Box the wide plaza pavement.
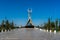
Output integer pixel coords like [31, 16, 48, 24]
[0, 28, 60, 40]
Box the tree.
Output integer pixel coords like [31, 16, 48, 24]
[47, 18, 51, 30]
[43, 18, 55, 30]
[51, 22, 55, 29]
[10, 21, 14, 29]
[5, 20, 10, 31]
[43, 23, 48, 29]
[1, 20, 4, 28]
[59, 20, 60, 29]
[1, 20, 6, 32]
[55, 19, 58, 31]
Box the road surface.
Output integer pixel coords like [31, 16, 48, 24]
[0, 28, 60, 40]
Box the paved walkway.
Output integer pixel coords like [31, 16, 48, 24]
[0, 28, 60, 40]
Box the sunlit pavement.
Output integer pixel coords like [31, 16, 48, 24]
[0, 28, 60, 40]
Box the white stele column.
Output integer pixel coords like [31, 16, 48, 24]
[47, 29, 48, 32]
[1, 30, 3, 32]
[40, 29, 42, 31]
[54, 30, 56, 34]
[50, 30, 52, 33]
[5, 30, 6, 32]
[40, 29, 43, 31]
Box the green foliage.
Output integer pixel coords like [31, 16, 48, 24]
[0, 20, 19, 32]
[10, 21, 15, 29]
[1, 20, 5, 29]
[43, 18, 55, 30]
[5, 20, 10, 30]
[43, 18, 60, 32]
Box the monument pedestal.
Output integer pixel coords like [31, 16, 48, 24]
[25, 25, 34, 28]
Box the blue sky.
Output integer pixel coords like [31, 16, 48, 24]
[0, 0, 60, 26]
